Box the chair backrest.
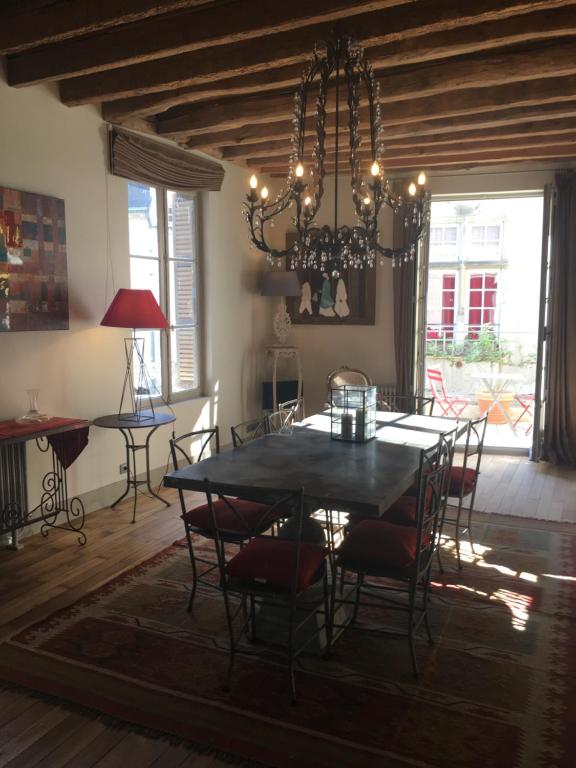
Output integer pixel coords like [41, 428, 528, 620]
[413, 436, 452, 576]
[326, 367, 372, 407]
[278, 397, 305, 423]
[169, 428, 220, 516]
[202, 481, 308, 595]
[230, 416, 269, 448]
[459, 414, 488, 484]
[377, 392, 435, 416]
[427, 368, 448, 401]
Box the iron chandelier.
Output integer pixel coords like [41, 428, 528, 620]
[244, 37, 430, 270]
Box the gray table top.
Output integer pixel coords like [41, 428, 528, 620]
[164, 422, 425, 517]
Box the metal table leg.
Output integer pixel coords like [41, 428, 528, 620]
[110, 425, 170, 524]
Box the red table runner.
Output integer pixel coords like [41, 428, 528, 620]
[0, 417, 90, 469]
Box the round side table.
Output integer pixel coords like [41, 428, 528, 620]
[94, 412, 176, 523]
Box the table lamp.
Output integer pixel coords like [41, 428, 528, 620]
[101, 288, 169, 421]
[261, 270, 301, 345]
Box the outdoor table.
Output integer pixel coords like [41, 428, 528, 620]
[476, 372, 525, 429]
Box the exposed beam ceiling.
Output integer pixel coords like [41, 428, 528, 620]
[1, 0, 576, 173]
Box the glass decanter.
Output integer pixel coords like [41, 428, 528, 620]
[17, 389, 50, 423]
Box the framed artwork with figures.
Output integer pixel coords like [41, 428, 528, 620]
[284, 231, 376, 325]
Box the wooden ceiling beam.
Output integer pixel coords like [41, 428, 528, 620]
[0, 0, 216, 55]
[222, 121, 576, 160]
[183, 98, 576, 151]
[255, 142, 576, 172]
[240, 132, 576, 167]
[102, 3, 576, 123]
[57, 0, 574, 104]
[156, 47, 576, 138]
[7, 0, 413, 85]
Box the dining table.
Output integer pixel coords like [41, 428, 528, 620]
[163, 410, 466, 522]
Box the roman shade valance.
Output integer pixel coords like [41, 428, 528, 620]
[108, 127, 225, 192]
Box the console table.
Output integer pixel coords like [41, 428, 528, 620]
[266, 345, 303, 413]
[94, 411, 175, 524]
[0, 417, 90, 549]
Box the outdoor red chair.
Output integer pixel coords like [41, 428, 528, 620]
[427, 368, 470, 419]
[513, 393, 535, 435]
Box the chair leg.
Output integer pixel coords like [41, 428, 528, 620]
[184, 529, 198, 612]
[466, 486, 479, 556]
[407, 580, 419, 678]
[249, 594, 258, 642]
[322, 570, 332, 658]
[422, 573, 434, 646]
[287, 601, 297, 704]
[453, 496, 465, 570]
[352, 572, 363, 623]
[222, 587, 236, 693]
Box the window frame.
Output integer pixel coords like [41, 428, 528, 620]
[129, 183, 204, 404]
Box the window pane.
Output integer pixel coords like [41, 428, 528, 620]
[135, 330, 162, 399]
[171, 327, 199, 393]
[130, 256, 160, 301]
[471, 225, 484, 243]
[167, 191, 197, 260]
[486, 225, 500, 243]
[444, 227, 457, 243]
[128, 183, 158, 258]
[169, 259, 197, 326]
[443, 274, 455, 289]
[430, 227, 442, 244]
[470, 275, 482, 290]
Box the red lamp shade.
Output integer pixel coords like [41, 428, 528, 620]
[101, 289, 169, 329]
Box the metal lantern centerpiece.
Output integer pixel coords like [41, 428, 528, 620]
[331, 384, 377, 443]
[244, 37, 430, 270]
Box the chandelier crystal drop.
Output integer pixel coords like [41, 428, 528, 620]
[244, 37, 430, 269]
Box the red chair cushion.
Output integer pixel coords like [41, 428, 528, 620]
[183, 499, 280, 536]
[382, 496, 417, 527]
[449, 467, 477, 497]
[226, 538, 327, 592]
[337, 520, 420, 571]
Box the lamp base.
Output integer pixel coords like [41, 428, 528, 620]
[273, 298, 291, 345]
[117, 336, 157, 421]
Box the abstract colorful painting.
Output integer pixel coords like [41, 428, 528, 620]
[0, 187, 68, 332]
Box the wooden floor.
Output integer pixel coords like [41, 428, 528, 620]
[0, 456, 574, 767]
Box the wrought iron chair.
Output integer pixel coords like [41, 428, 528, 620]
[326, 366, 372, 406]
[513, 393, 535, 435]
[278, 396, 305, 423]
[170, 427, 281, 611]
[329, 437, 451, 677]
[230, 415, 269, 448]
[377, 392, 435, 415]
[427, 368, 470, 419]
[203, 481, 330, 703]
[439, 414, 488, 570]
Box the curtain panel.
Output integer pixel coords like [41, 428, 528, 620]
[392, 200, 417, 395]
[544, 171, 576, 465]
[108, 127, 225, 192]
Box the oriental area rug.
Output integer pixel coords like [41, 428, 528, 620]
[0, 514, 574, 768]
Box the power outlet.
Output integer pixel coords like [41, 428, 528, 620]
[119, 463, 128, 475]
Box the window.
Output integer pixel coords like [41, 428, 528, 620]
[471, 224, 501, 248]
[128, 182, 202, 401]
[426, 272, 456, 342]
[429, 225, 458, 263]
[468, 272, 497, 337]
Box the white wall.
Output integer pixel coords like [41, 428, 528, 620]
[0, 74, 269, 513]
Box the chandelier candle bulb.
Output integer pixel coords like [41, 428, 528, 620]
[260, 186, 269, 201]
[408, 182, 417, 196]
[249, 174, 258, 189]
[370, 161, 380, 177]
[418, 172, 427, 186]
[295, 162, 304, 178]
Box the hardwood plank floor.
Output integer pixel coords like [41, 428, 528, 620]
[0, 457, 574, 767]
